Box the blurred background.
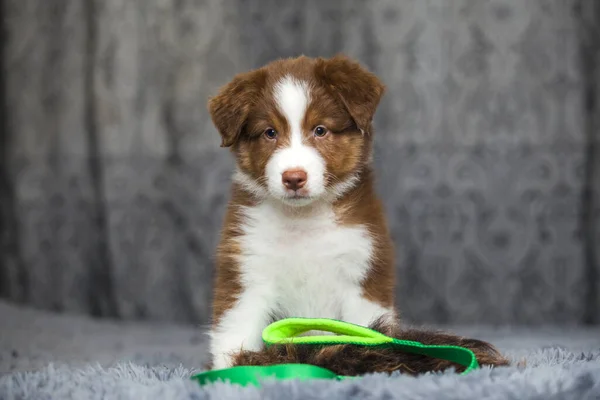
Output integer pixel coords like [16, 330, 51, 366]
[0, 0, 598, 327]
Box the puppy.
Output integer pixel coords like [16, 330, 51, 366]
[207, 55, 394, 370]
[207, 55, 509, 373]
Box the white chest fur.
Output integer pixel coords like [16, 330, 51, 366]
[210, 200, 393, 369]
[238, 201, 373, 319]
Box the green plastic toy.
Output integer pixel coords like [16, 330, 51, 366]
[191, 317, 479, 387]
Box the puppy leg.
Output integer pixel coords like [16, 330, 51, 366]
[341, 293, 397, 333]
[209, 290, 273, 370]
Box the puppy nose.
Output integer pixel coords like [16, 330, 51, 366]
[282, 169, 307, 191]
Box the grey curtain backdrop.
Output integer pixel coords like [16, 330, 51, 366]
[0, 0, 598, 325]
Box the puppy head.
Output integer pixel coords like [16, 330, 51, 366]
[209, 55, 385, 207]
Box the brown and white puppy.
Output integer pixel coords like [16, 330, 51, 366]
[207, 55, 395, 369]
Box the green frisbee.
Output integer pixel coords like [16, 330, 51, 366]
[191, 317, 479, 387]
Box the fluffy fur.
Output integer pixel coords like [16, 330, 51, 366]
[232, 318, 510, 375]
[206, 54, 509, 374]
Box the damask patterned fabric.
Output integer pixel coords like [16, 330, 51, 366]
[0, 0, 598, 324]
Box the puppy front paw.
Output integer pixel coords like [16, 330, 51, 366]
[210, 353, 234, 370]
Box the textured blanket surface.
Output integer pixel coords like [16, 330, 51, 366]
[1, 301, 600, 399]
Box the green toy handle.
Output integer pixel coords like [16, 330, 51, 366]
[193, 363, 344, 387]
[262, 317, 393, 345]
[191, 318, 480, 387]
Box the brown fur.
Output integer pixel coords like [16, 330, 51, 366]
[333, 170, 395, 308]
[211, 186, 255, 325]
[207, 55, 508, 375]
[232, 318, 510, 375]
[208, 55, 383, 193]
[208, 68, 268, 147]
[208, 54, 395, 326]
[314, 55, 386, 134]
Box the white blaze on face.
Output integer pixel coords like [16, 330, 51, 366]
[265, 76, 326, 205]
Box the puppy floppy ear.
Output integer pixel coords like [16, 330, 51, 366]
[208, 69, 267, 147]
[315, 55, 385, 134]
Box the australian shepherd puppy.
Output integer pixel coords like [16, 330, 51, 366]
[207, 55, 508, 374]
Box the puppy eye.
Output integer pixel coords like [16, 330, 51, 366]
[264, 128, 277, 140]
[314, 125, 328, 137]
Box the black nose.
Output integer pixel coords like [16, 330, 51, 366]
[282, 169, 307, 191]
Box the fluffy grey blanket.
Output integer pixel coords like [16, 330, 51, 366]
[1, 301, 599, 399]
